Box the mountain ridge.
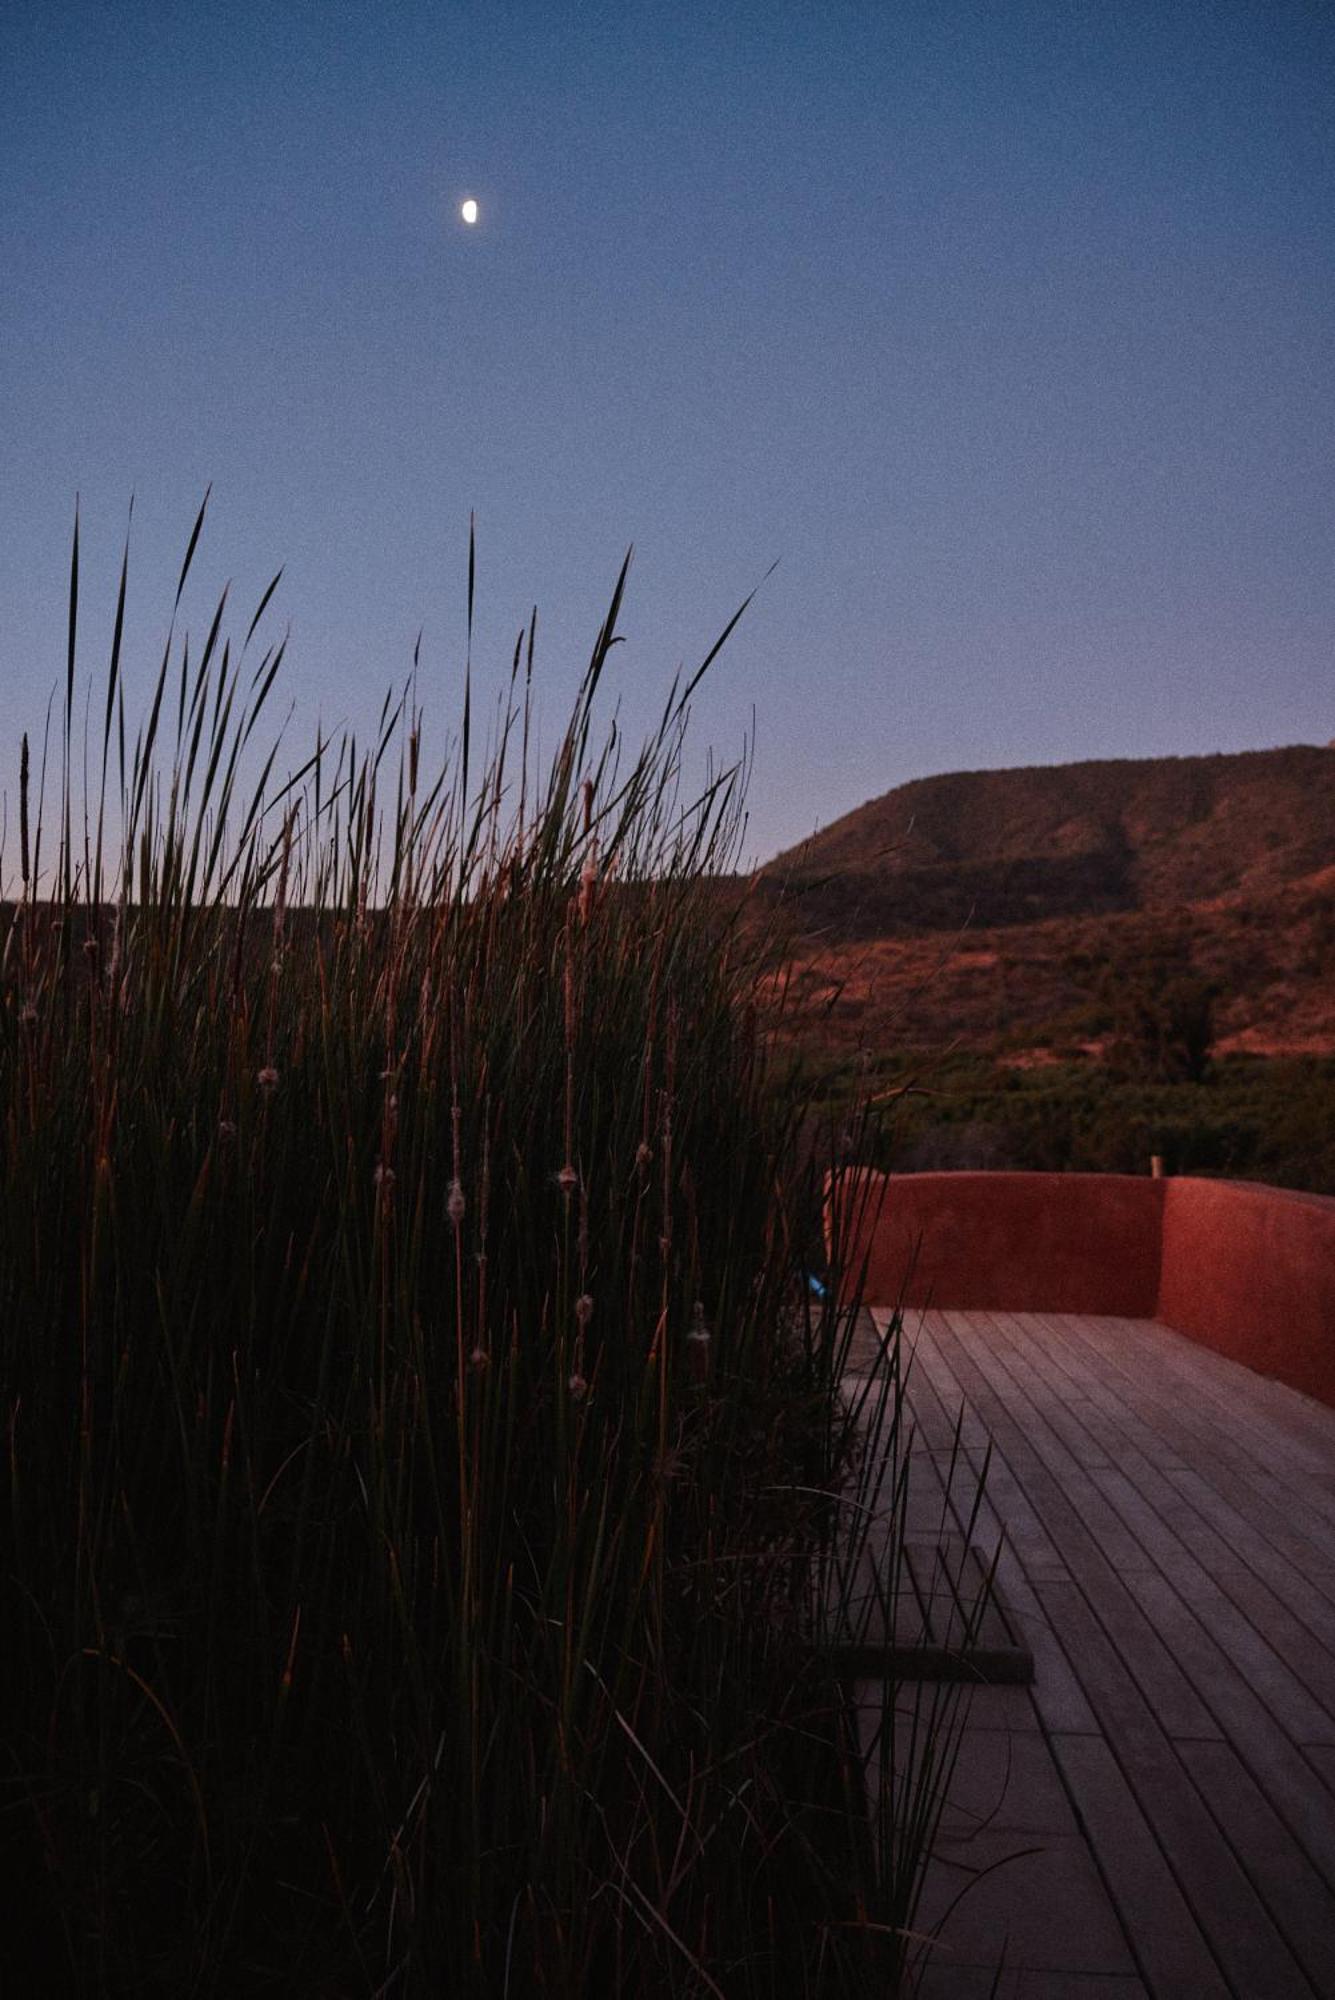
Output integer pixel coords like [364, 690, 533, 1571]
[751, 742, 1335, 1059]
[759, 743, 1335, 940]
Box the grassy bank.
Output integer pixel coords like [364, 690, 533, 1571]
[1, 516, 962, 1995]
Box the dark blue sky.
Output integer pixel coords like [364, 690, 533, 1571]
[3, 0, 1332, 866]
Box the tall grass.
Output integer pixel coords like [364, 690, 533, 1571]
[1, 508, 965, 1995]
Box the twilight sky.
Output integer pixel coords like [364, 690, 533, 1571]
[2, 0, 1332, 868]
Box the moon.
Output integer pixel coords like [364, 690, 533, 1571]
[460, 198, 479, 226]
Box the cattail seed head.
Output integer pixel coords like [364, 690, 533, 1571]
[556, 1163, 578, 1197]
[635, 1141, 652, 1170]
[578, 844, 598, 923]
[373, 1162, 395, 1190]
[574, 1293, 594, 1328]
[686, 1302, 712, 1381]
[468, 1346, 489, 1374]
[567, 1373, 588, 1402]
[257, 1065, 279, 1092]
[273, 808, 294, 945]
[447, 1178, 466, 1227]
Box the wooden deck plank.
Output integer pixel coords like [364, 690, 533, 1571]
[971, 1311, 1335, 1745]
[1058, 1309, 1335, 1475]
[1177, 1737, 1335, 1997]
[1047, 1312, 1335, 1512]
[903, 1322, 1195, 1739]
[987, 1312, 1335, 1720]
[862, 1319, 1112, 1735]
[902, 1336, 1114, 1736]
[943, 1310, 1158, 1577]
[1063, 1314, 1335, 1560]
[915, 1972, 1148, 1999]
[894, 1322, 1072, 1580]
[1031, 1576, 1314, 1999]
[1050, 1732, 1230, 2000]
[952, 1315, 1335, 1757]
[929, 1314, 1223, 1741]
[910, 1823, 1139, 1986]
[1040, 1308, 1333, 1500]
[849, 1305, 1335, 1995]
[1020, 1310, 1194, 1470]
[1163, 1462, 1335, 1598]
[942, 1313, 1165, 1577]
[1093, 1470, 1335, 1747]
[1116, 1567, 1335, 1883]
[1056, 1377, 1335, 1672]
[1090, 1310, 1335, 1474]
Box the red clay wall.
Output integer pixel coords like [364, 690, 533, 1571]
[831, 1169, 1335, 1407]
[1158, 1178, 1335, 1407]
[830, 1169, 1164, 1317]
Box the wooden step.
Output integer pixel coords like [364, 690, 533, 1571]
[825, 1530, 1035, 1683]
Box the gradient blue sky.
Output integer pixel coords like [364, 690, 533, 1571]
[3, 0, 1332, 866]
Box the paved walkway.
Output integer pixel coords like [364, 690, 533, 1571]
[845, 1307, 1335, 1999]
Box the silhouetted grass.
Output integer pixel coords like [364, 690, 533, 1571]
[1, 507, 968, 1995]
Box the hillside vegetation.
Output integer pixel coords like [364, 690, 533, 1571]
[762, 745, 1335, 939]
[751, 745, 1335, 1192]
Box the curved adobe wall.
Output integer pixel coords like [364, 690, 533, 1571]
[830, 1170, 1164, 1317]
[830, 1169, 1335, 1408]
[1158, 1178, 1335, 1407]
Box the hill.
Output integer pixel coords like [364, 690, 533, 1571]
[761, 745, 1335, 940]
[752, 745, 1335, 1062]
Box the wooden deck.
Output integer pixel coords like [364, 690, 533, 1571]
[845, 1308, 1335, 1999]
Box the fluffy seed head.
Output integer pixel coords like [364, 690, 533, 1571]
[686, 1303, 711, 1381]
[257, 1065, 279, 1092]
[447, 1178, 466, 1227]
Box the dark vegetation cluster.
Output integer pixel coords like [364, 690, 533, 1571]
[0, 515, 962, 1997]
[871, 928, 1335, 1191]
[806, 1052, 1335, 1194]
